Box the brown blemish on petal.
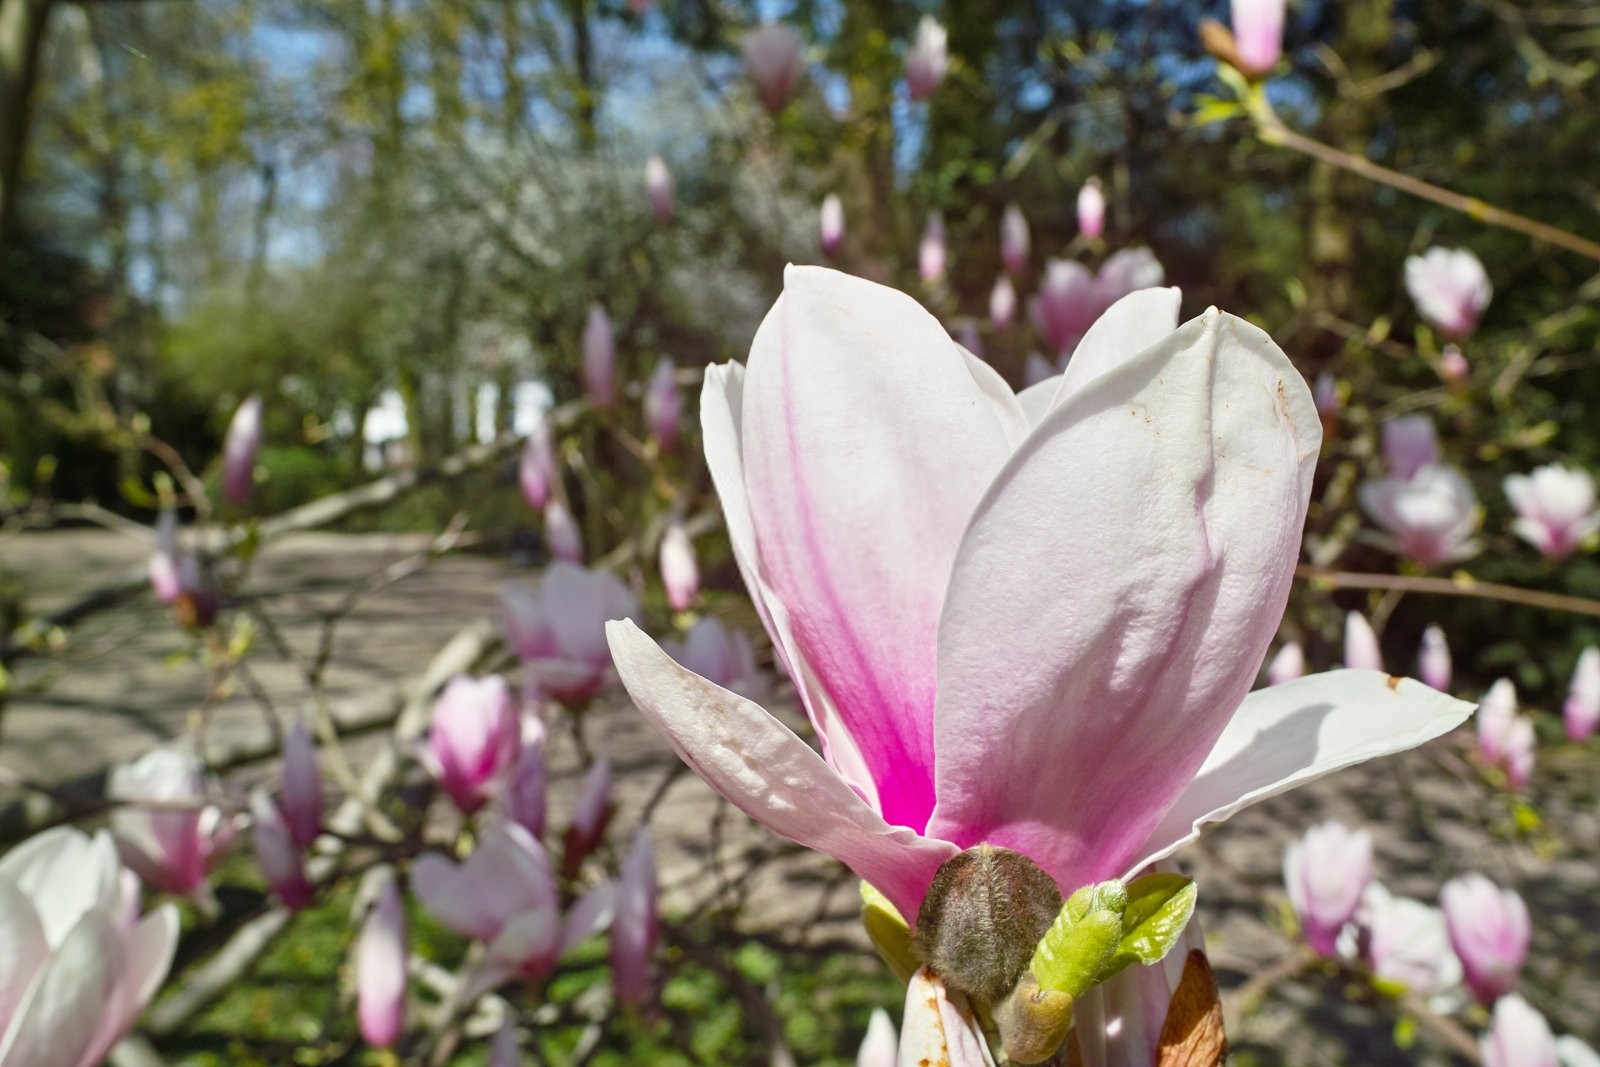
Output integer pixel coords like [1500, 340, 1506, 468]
[1386, 674, 1403, 691]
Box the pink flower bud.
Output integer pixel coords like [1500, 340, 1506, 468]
[109, 748, 232, 898]
[743, 23, 805, 113]
[1564, 646, 1600, 742]
[1504, 717, 1536, 790]
[221, 394, 262, 507]
[1418, 625, 1451, 692]
[356, 876, 407, 1048]
[1023, 352, 1056, 387]
[1266, 641, 1304, 685]
[1000, 204, 1029, 276]
[1314, 372, 1340, 416]
[1231, 0, 1284, 77]
[1362, 884, 1463, 995]
[644, 155, 673, 223]
[1406, 247, 1492, 339]
[1477, 678, 1518, 764]
[1381, 415, 1440, 480]
[280, 717, 322, 848]
[665, 618, 764, 702]
[249, 789, 311, 909]
[1359, 465, 1482, 567]
[582, 304, 616, 408]
[519, 418, 555, 511]
[1481, 995, 1558, 1067]
[1505, 464, 1599, 560]
[919, 214, 946, 285]
[1284, 821, 1372, 956]
[659, 521, 699, 612]
[502, 722, 548, 840]
[1030, 259, 1097, 356]
[855, 1007, 897, 1067]
[611, 829, 659, 1007]
[1440, 873, 1530, 1004]
[1343, 611, 1382, 672]
[1439, 344, 1469, 385]
[819, 194, 844, 258]
[1076, 178, 1106, 240]
[904, 16, 948, 102]
[425, 675, 520, 814]
[644, 358, 682, 451]
[149, 509, 183, 604]
[563, 759, 613, 877]
[544, 500, 584, 563]
[989, 275, 1016, 330]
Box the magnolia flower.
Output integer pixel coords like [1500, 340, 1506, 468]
[424, 674, 520, 814]
[663, 618, 764, 702]
[1381, 415, 1439, 480]
[544, 500, 584, 563]
[856, 1007, 896, 1067]
[904, 16, 948, 101]
[1564, 646, 1600, 742]
[500, 565, 638, 706]
[659, 521, 699, 612]
[989, 275, 1017, 330]
[563, 759, 613, 876]
[109, 748, 232, 899]
[1095, 248, 1165, 300]
[1362, 883, 1463, 995]
[611, 829, 658, 1007]
[1030, 260, 1098, 356]
[644, 358, 682, 451]
[743, 23, 805, 113]
[1477, 678, 1518, 764]
[500, 717, 548, 840]
[249, 789, 311, 909]
[221, 394, 262, 506]
[1077, 178, 1106, 240]
[1504, 465, 1600, 559]
[0, 827, 179, 1067]
[820, 194, 845, 258]
[1439, 344, 1469, 385]
[1440, 873, 1529, 1004]
[644, 155, 673, 223]
[606, 266, 1472, 942]
[1359, 465, 1482, 566]
[919, 214, 946, 285]
[1406, 247, 1492, 339]
[1482, 995, 1558, 1067]
[280, 718, 322, 849]
[1343, 612, 1382, 672]
[1265, 642, 1304, 686]
[1504, 717, 1536, 790]
[897, 969, 994, 1067]
[1418, 625, 1451, 692]
[1285, 821, 1372, 956]
[519, 417, 555, 511]
[413, 821, 613, 985]
[356, 875, 406, 1048]
[1022, 353, 1056, 388]
[1000, 205, 1029, 276]
[1230, 0, 1285, 77]
[582, 304, 615, 408]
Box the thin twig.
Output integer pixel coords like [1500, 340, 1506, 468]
[1296, 564, 1600, 619]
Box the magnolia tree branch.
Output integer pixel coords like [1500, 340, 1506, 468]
[1296, 564, 1600, 619]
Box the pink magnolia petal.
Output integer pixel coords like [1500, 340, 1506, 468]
[606, 620, 957, 920]
[929, 310, 1321, 892]
[1049, 287, 1182, 411]
[0, 909, 120, 1067]
[741, 265, 1014, 830]
[1131, 670, 1473, 871]
[0, 879, 47, 1037]
[412, 823, 556, 943]
[82, 904, 180, 1067]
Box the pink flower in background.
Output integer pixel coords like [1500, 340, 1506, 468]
[1504, 717, 1536, 790]
[1284, 821, 1372, 956]
[1477, 678, 1518, 764]
[1504, 465, 1599, 560]
[658, 521, 699, 611]
[1361, 883, 1463, 995]
[0, 826, 179, 1067]
[663, 617, 764, 701]
[989, 275, 1017, 330]
[500, 565, 638, 706]
[1077, 178, 1106, 239]
[1313, 372, 1339, 417]
[109, 748, 233, 899]
[544, 500, 584, 563]
[424, 674, 520, 814]
[490, 1019, 521, 1067]
[249, 789, 311, 909]
[1381, 415, 1439, 479]
[644, 358, 682, 451]
[743, 23, 805, 113]
[1481, 995, 1558, 1067]
[1030, 260, 1099, 355]
[956, 318, 983, 358]
[563, 759, 614, 876]
[919, 213, 946, 285]
[1360, 465, 1482, 566]
[1418, 625, 1451, 692]
[519, 417, 555, 511]
[644, 155, 673, 223]
[1022, 353, 1056, 387]
[904, 16, 948, 102]
[897, 969, 993, 1067]
[606, 266, 1472, 930]
[1564, 646, 1600, 742]
[280, 718, 322, 849]
[820, 194, 844, 257]
[1343, 612, 1382, 671]
[1439, 345, 1469, 385]
[1000, 204, 1030, 276]
[221, 394, 262, 506]
[1440, 873, 1530, 1004]
[500, 716, 548, 840]
[855, 1008, 896, 1067]
[1406, 247, 1492, 339]
[582, 304, 616, 408]
[356, 874, 406, 1048]
[1230, 0, 1285, 77]
[1266, 641, 1304, 685]
[610, 829, 658, 1007]
[148, 509, 183, 604]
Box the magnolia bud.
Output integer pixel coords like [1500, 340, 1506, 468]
[222, 394, 262, 506]
[582, 304, 616, 408]
[519, 417, 555, 510]
[357, 875, 407, 1047]
[280, 717, 322, 848]
[659, 520, 699, 612]
[1418, 625, 1451, 692]
[820, 194, 845, 258]
[994, 969, 1073, 1064]
[1266, 641, 1304, 686]
[1565, 646, 1600, 742]
[904, 16, 948, 102]
[644, 155, 673, 223]
[1343, 611, 1382, 672]
[990, 275, 1017, 330]
[1230, 0, 1285, 78]
[1000, 204, 1029, 276]
[644, 358, 681, 450]
[545, 500, 584, 563]
[743, 23, 805, 113]
[919, 214, 946, 285]
[250, 788, 311, 909]
[1076, 178, 1105, 240]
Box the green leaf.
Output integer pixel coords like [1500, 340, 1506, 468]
[1191, 97, 1244, 126]
[1113, 874, 1197, 967]
[859, 881, 917, 983]
[1029, 879, 1128, 999]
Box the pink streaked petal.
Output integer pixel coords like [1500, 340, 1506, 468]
[1130, 670, 1474, 872]
[82, 904, 180, 1067]
[606, 620, 958, 920]
[1050, 287, 1183, 411]
[929, 310, 1321, 892]
[741, 265, 1014, 830]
